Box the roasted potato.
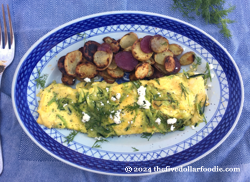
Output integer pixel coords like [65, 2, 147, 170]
[83, 41, 100, 62]
[96, 52, 113, 71]
[145, 57, 155, 65]
[93, 51, 110, 68]
[150, 35, 169, 53]
[179, 51, 195, 65]
[120, 32, 138, 49]
[107, 67, 124, 79]
[61, 74, 75, 85]
[64, 50, 82, 77]
[123, 46, 132, 52]
[146, 64, 154, 77]
[129, 72, 138, 81]
[115, 51, 138, 72]
[135, 62, 150, 79]
[98, 70, 116, 84]
[132, 39, 153, 61]
[75, 62, 98, 78]
[103, 36, 120, 53]
[172, 57, 181, 74]
[107, 59, 118, 70]
[149, 68, 165, 79]
[57, 56, 67, 75]
[153, 62, 169, 75]
[169, 44, 184, 57]
[154, 50, 174, 65]
[97, 43, 112, 53]
[164, 56, 175, 73]
[140, 35, 153, 53]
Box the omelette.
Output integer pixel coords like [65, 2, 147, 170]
[37, 73, 208, 138]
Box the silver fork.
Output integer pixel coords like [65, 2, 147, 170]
[0, 4, 15, 174]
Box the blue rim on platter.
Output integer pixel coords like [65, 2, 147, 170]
[12, 11, 244, 176]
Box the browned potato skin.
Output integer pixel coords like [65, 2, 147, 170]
[75, 62, 98, 78]
[135, 62, 150, 79]
[120, 32, 138, 49]
[93, 51, 110, 68]
[129, 72, 138, 81]
[107, 59, 117, 70]
[57, 56, 67, 75]
[96, 52, 113, 71]
[169, 44, 184, 57]
[107, 67, 124, 79]
[154, 50, 174, 65]
[154, 62, 169, 75]
[146, 64, 154, 77]
[103, 36, 120, 53]
[164, 56, 176, 72]
[61, 74, 75, 85]
[98, 70, 116, 84]
[83, 41, 100, 62]
[145, 57, 155, 65]
[150, 35, 169, 53]
[179, 51, 195, 65]
[64, 50, 83, 77]
[132, 39, 153, 61]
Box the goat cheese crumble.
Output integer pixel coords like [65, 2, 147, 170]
[155, 118, 161, 125]
[167, 118, 177, 124]
[170, 125, 175, 131]
[84, 77, 91, 82]
[81, 112, 91, 123]
[137, 86, 151, 109]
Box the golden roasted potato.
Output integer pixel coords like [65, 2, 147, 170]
[146, 64, 154, 77]
[75, 62, 98, 78]
[179, 51, 195, 65]
[107, 67, 124, 79]
[169, 44, 184, 57]
[103, 36, 120, 53]
[132, 39, 153, 61]
[135, 62, 150, 79]
[98, 70, 116, 84]
[145, 57, 155, 65]
[93, 51, 110, 68]
[164, 56, 175, 72]
[120, 32, 138, 49]
[96, 52, 113, 71]
[64, 50, 82, 77]
[107, 59, 118, 70]
[153, 62, 168, 75]
[61, 74, 75, 85]
[150, 35, 169, 53]
[154, 50, 174, 65]
[123, 46, 132, 52]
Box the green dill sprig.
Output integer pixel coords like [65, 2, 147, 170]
[155, 79, 160, 85]
[141, 133, 153, 141]
[64, 130, 79, 145]
[179, 83, 189, 99]
[191, 55, 202, 71]
[92, 138, 108, 148]
[77, 32, 87, 43]
[35, 69, 48, 89]
[123, 103, 140, 112]
[132, 147, 139, 152]
[204, 62, 212, 84]
[172, 0, 235, 38]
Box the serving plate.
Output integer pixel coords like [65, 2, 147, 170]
[12, 11, 244, 176]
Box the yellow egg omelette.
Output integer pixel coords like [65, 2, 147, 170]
[37, 73, 208, 138]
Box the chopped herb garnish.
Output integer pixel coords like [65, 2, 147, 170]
[141, 133, 153, 141]
[191, 55, 202, 71]
[161, 42, 168, 45]
[155, 79, 160, 85]
[92, 138, 108, 148]
[204, 62, 212, 83]
[123, 103, 140, 112]
[35, 69, 48, 89]
[77, 32, 87, 43]
[64, 130, 79, 144]
[132, 80, 141, 89]
[179, 83, 189, 99]
[132, 147, 139, 152]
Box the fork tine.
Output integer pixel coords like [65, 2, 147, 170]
[2, 4, 8, 49]
[7, 5, 13, 46]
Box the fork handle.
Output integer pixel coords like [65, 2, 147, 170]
[0, 74, 3, 174]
